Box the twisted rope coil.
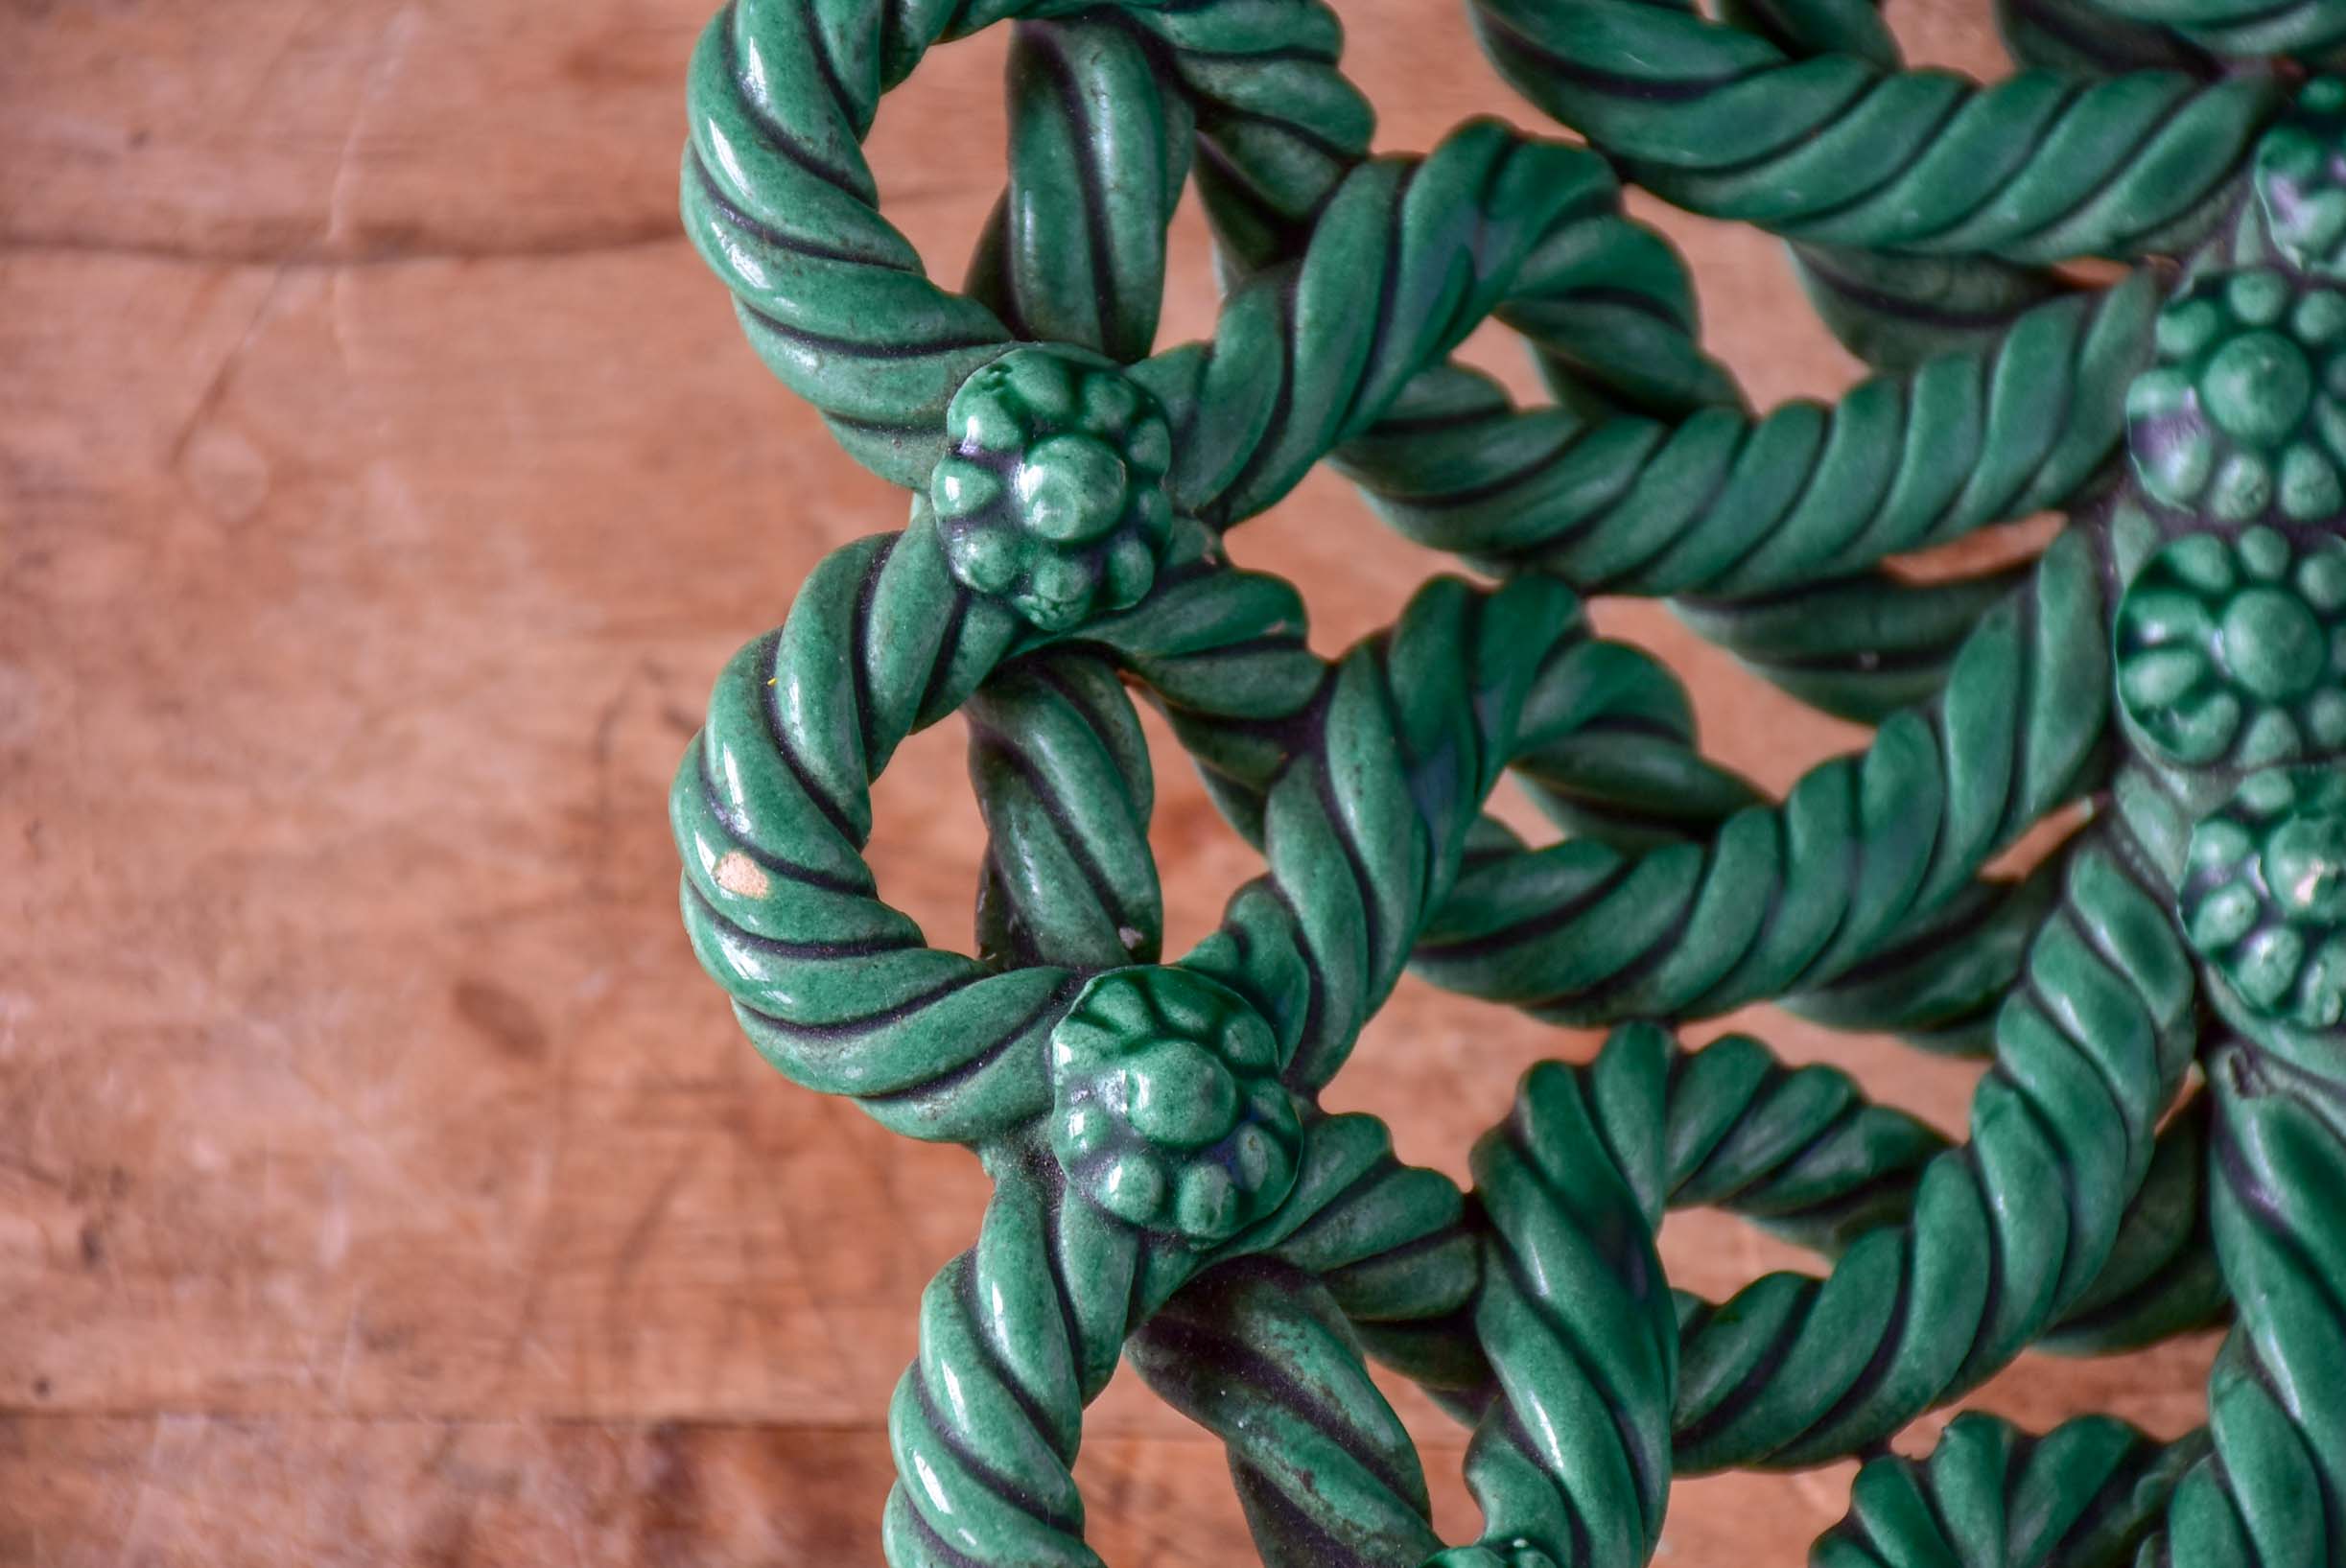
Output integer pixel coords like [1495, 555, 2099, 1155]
[663, 0, 2346, 1561]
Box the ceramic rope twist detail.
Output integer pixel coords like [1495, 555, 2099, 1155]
[667, 0, 2346, 1561]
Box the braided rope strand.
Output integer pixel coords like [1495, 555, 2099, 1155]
[1413, 532, 2113, 1025]
[1337, 278, 2155, 599]
[2140, 1046, 2346, 1565]
[686, 0, 1372, 485]
[1129, 1262, 1447, 1568]
[1815, 1411, 2201, 1566]
[2053, 0, 2346, 59]
[1466, 0, 2274, 261]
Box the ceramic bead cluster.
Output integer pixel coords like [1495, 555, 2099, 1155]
[2181, 767, 2346, 1027]
[2125, 269, 2346, 523]
[1046, 968, 1301, 1243]
[929, 345, 1176, 633]
[2116, 526, 2346, 765]
[2256, 78, 2346, 280]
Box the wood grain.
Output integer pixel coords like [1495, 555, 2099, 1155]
[0, 1, 2214, 1561]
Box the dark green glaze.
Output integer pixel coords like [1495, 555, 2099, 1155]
[668, 2, 2346, 1562]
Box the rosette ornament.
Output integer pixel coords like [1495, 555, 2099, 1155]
[2179, 766, 2346, 1028]
[929, 346, 1177, 633]
[2256, 78, 2346, 281]
[1046, 968, 1302, 1243]
[2115, 526, 2346, 766]
[2124, 269, 2346, 525]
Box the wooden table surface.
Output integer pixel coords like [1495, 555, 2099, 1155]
[1, 3, 2218, 1562]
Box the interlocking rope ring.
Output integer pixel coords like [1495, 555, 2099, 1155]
[669, 0, 2346, 1562]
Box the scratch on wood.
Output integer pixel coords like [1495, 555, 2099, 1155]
[166, 265, 293, 468]
[325, 6, 426, 248]
[106, 1416, 187, 1568]
[601, 1153, 704, 1382]
[330, 1289, 371, 1408]
[327, 3, 426, 375]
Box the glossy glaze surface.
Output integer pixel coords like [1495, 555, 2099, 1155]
[672, 4, 2346, 1563]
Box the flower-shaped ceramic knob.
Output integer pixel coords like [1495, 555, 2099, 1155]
[2125, 269, 2346, 524]
[2180, 766, 2346, 1028]
[929, 345, 1177, 633]
[2257, 78, 2346, 281]
[2115, 526, 2346, 767]
[1046, 967, 1302, 1243]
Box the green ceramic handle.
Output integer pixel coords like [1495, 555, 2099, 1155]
[669, 1, 2346, 1561]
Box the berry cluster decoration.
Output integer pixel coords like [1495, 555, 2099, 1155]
[2125, 269, 2346, 523]
[2256, 77, 2346, 280]
[1047, 968, 1302, 1242]
[930, 345, 1176, 632]
[2116, 525, 2346, 764]
[2183, 766, 2346, 1027]
[668, 0, 2346, 1562]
